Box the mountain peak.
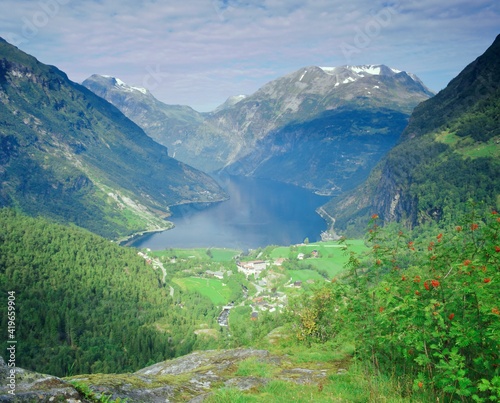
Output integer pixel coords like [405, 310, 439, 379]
[88, 74, 149, 95]
[319, 64, 394, 76]
[318, 64, 424, 84]
[213, 94, 247, 113]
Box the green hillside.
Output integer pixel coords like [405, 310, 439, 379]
[0, 38, 226, 239]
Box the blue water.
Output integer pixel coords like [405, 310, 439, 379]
[131, 175, 329, 250]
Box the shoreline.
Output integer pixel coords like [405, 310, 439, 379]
[117, 225, 174, 247]
[117, 197, 229, 247]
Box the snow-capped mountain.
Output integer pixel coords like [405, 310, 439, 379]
[318, 64, 430, 90]
[100, 75, 149, 95]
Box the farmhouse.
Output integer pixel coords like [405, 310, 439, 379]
[237, 260, 268, 278]
[205, 270, 225, 279]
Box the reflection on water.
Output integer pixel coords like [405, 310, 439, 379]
[131, 175, 328, 250]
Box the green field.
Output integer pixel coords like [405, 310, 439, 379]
[271, 240, 368, 279]
[287, 269, 325, 282]
[270, 240, 366, 258]
[151, 247, 240, 262]
[172, 277, 232, 305]
[209, 248, 241, 262]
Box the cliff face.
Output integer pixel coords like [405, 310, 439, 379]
[324, 35, 500, 234]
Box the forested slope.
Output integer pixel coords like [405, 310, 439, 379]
[0, 209, 220, 377]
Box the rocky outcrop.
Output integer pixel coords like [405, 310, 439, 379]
[1, 348, 345, 402]
[0, 356, 90, 402]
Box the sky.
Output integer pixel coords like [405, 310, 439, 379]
[0, 0, 499, 112]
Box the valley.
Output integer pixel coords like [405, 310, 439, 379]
[139, 238, 367, 326]
[0, 32, 499, 403]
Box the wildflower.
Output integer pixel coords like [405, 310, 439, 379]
[371, 214, 379, 219]
[428, 241, 434, 251]
[408, 241, 415, 250]
[418, 381, 423, 388]
[401, 275, 407, 281]
[431, 279, 440, 288]
[414, 275, 421, 283]
[376, 259, 382, 265]
[463, 259, 472, 266]
[492, 307, 500, 315]
[437, 233, 443, 242]
[455, 226, 462, 232]
[379, 306, 384, 313]
[484, 278, 491, 283]
[492, 211, 498, 215]
[448, 313, 455, 320]
[495, 246, 500, 253]
[471, 223, 479, 231]
[415, 291, 420, 296]
[424, 281, 430, 291]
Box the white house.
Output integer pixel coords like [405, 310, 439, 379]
[237, 260, 268, 278]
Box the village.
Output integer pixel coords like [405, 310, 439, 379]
[136, 240, 357, 331]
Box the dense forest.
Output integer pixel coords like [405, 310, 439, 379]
[0, 208, 231, 376]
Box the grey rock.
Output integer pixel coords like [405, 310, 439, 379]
[0, 356, 89, 402]
[1, 348, 338, 403]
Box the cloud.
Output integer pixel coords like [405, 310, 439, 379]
[0, 0, 498, 111]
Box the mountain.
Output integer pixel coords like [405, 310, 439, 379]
[0, 38, 226, 238]
[323, 35, 500, 234]
[85, 64, 433, 193]
[213, 94, 247, 113]
[82, 74, 205, 162]
[217, 64, 434, 193]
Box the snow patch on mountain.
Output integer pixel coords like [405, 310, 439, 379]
[102, 76, 149, 95]
[347, 65, 381, 75]
[318, 64, 424, 88]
